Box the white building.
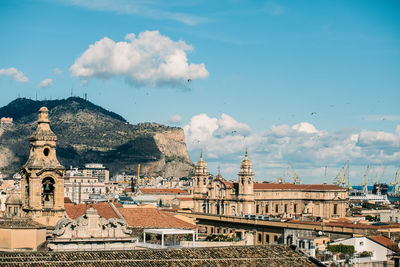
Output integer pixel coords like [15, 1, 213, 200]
[330, 235, 399, 265]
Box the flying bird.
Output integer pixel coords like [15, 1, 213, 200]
[311, 112, 317, 115]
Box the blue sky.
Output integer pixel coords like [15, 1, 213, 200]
[0, 0, 399, 184]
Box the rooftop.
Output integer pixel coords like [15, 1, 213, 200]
[139, 188, 190, 195]
[64, 203, 118, 220]
[117, 206, 196, 229]
[0, 245, 318, 266]
[253, 183, 345, 191]
[0, 218, 46, 229]
[368, 235, 400, 252]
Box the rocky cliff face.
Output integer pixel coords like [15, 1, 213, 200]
[0, 97, 194, 177]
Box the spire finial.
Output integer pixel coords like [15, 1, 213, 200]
[245, 149, 248, 158]
[200, 151, 203, 160]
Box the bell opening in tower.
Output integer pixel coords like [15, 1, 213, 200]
[42, 177, 55, 208]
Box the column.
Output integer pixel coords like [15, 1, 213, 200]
[161, 233, 164, 247]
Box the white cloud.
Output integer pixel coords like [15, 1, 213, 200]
[184, 113, 400, 184]
[38, 78, 53, 88]
[70, 31, 209, 88]
[0, 67, 28, 82]
[166, 114, 183, 125]
[60, 0, 209, 26]
[53, 67, 62, 74]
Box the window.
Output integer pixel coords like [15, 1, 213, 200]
[241, 178, 244, 185]
[256, 205, 259, 213]
[197, 178, 199, 186]
[13, 207, 17, 216]
[211, 227, 214, 234]
[266, 235, 270, 244]
[294, 204, 297, 213]
[284, 204, 288, 213]
[258, 233, 262, 243]
[248, 178, 251, 184]
[396, 217, 399, 223]
[265, 205, 269, 213]
[274, 235, 278, 242]
[333, 204, 338, 215]
[203, 178, 206, 185]
[275, 204, 279, 213]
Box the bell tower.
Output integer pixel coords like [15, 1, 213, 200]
[238, 151, 254, 214]
[20, 107, 65, 226]
[193, 152, 209, 212]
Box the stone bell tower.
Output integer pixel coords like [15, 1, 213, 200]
[238, 151, 255, 214]
[20, 107, 65, 226]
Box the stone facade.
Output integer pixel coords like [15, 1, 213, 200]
[193, 152, 348, 220]
[48, 207, 135, 251]
[20, 107, 65, 226]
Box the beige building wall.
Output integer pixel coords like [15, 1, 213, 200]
[0, 228, 46, 251]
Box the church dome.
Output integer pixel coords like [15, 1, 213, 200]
[6, 191, 22, 205]
[240, 151, 252, 168]
[196, 152, 207, 168]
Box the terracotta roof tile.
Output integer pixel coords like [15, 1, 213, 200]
[253, 183, 345, 191]
[177, 197, 193, 201]
[0, 245, 317, 266]
[289, 220, 400, 230]
[64, 203, 118, 220]
[139, 188, 190, 195]
[118, 206, 195, 229]
[368, 235, 400, 252]
[64, 197, 73, 203]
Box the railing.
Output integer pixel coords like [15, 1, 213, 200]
[136, 242, 195, 249]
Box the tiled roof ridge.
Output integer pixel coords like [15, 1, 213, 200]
[253, 183, 344, 191]
[368, 235, 400, 252]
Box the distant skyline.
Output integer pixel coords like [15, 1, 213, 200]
[0, 0, 399, 184]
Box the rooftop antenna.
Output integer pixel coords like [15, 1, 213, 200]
[70, 88, 73, 97]
[84, 93, 87, 101]
[35, 92, 38, 101]
[217, 165, 221, 176]
[323, 166, 327, 184]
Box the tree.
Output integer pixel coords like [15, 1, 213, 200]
[327, 244, 355, 255]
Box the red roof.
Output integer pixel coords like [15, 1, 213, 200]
[118, 206, 195, 229]
[64, 197, 73, 204]
[368, 235, 400, 252]
[253, 183, 344, 191]
[64, 203, 119, 220]
[220, 180, 234, 188]
[289, 220, 400, 230]
[139, 188, 190, 195]
[177, 197, 193, 201]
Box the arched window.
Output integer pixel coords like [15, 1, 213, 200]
[248, 178, 252, 184]
[42, 177, 55, 208]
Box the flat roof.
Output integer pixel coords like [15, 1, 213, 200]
[144, 228, 195, 235]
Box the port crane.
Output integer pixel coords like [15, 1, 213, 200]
[373, 162, 383, 185]
[288, 162, 301, 184]
[391, 166, 400, 194]
[333, 160, 351, 189]
[362, 165, 372, 194]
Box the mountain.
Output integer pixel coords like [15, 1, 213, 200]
[0, 97, 194, 177]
